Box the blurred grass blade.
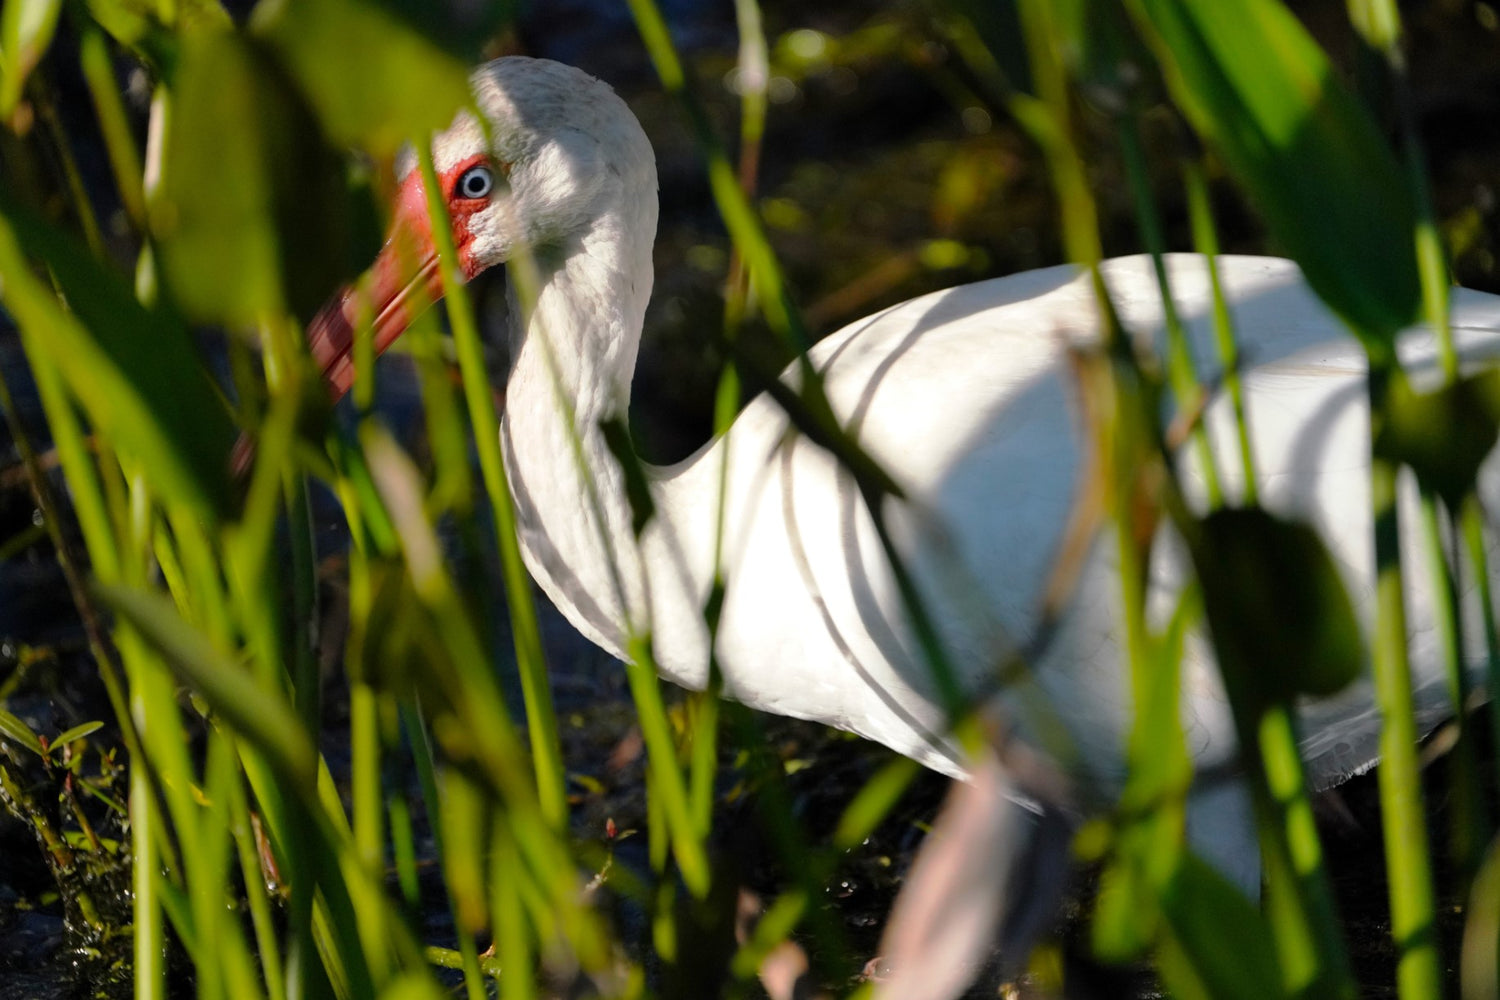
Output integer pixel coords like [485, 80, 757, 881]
[78, 24, 146, 232]
[1126, 0, 1419, 350]
[150, 29, 349, 325]
[1183, 159, 1258, 501]
[0, 204, 235, 521]
[623, 641, 711, 898]
[0, 0, 62, 115]
[409, 140, 570, 830]
[92, 582, 318, 789]
[252, 0, 473, 159]
[1462, 834, 1500, 1000]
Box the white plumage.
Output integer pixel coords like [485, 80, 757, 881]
[310, 56, 1500, 882]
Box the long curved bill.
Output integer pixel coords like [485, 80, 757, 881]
[307, 169, 446, 402]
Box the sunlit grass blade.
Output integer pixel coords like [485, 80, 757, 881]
[1126, 0, 1418, 352]
[94, 582, 318, 789]
[410, 141, 569, 831]
[1116, 116, 1221, 507]
[1369, 429, 1442, 999]
[1182, 159, 1257, 502]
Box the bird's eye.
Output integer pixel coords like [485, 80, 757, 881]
[456, 165, 494, 200]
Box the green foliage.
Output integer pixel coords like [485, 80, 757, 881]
[151, 30, 349, 326]
[1128, 0, 1420, 352]
[0, 202, 236, 521]
[1378, 370, 1500, 505]
[0, 0, 1494, 998]
[0, 704, 44, 755]
[252, 0, 474, 158]
[1193, 507, 1364, 703]
[0, 0, 62, 115]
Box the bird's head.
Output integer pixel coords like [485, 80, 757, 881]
[309, 56, 657, 400]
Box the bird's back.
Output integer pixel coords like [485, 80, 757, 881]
[684, 254, 1500, 792]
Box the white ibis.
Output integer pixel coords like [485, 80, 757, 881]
[309, 56, 1500, 887]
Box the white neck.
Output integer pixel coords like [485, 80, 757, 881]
[500, 207, 715, 685]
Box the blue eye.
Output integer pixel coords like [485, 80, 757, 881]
[457, 165, 494, 200]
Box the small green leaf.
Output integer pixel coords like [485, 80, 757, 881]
[0, 202, 236, 521]
[252, 0, 474, 159]
[0, 0, 62, 116]
[1376, 369, 1500, 505]
[151, 29, 349, 325]
[1128, 0, 1419, 350]
[1193, 507, 1365, 703]
[0, 706, 45, 756]
[49, 721, 105, 753]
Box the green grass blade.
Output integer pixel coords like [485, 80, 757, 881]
[93, 582, 319, 790]
[130, 765, 166, 1000]
[1183, 159, 1258, 502]
[411, 141, 570, 831]
[1368, 439, 1443, 999]
[1127, 0, 1419, 351]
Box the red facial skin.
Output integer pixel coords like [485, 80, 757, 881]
[307, 153, 500, 401]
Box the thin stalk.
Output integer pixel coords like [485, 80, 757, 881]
[1357, 0, 1488, 893]
[284, 476, 320, 737]
[1368, 370, 1442, 1000]
[624, 0, 907, 507]
[1419, 493, 1484, 876]
[490, 179, 717, 901]
[734, 753, 923, 981]
[1461, 832, 1500, 1000]
[438, 770, 489, 953]
[1461, 496, 1500, 803]
[1258, 703, 1353, 997]
[131, 763, 165, 1000]
[689, 0, 770, 840]
[1013, 5, 1352, 987]
[1117, 117, 1222, 507]
[1182, 159, 1257, 502]
[226, 739, 288, 1000]
[491, 825, 537, 1000]
[31, 76, 105, 255]
[1014, 0, 1102, 272]
[198, 733, 268, 1000]
[77, 24, 146, 232]
[399, 703, 489, 1000]
[350, 681, 386, 959]
[359, 429, 612, 969]
[413, 142, 569, 831]
[1348, 0, 1456, 377]
[623, 640, 711, 897]
[384, 717, 421, 914]
[0, 355, 147, 778]
[1153, 457, 1353, 996]
[725, 701, 851, 980]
